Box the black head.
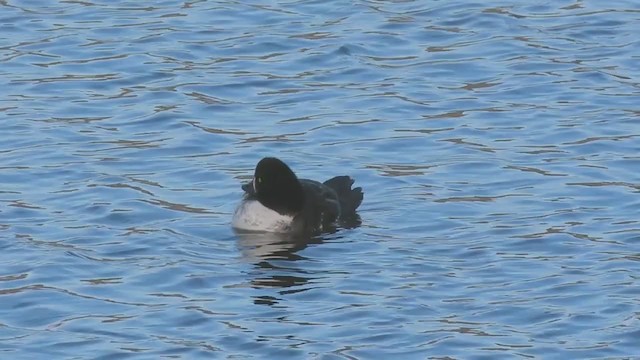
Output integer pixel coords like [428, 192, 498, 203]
[243, 157, 304, 215]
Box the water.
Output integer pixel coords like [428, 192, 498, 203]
[1, 0, 639, 358]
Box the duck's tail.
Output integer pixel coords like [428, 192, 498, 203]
[323, 176, 363, 218]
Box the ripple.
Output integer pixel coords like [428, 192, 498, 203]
[1, 0, 640, 358]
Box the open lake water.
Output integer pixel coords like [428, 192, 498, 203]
[1, 1, 639, 359]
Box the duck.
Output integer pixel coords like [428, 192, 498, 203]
[232, 157, 363, 234]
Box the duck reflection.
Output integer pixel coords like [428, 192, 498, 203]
[234, 230, 318, 305]
[235, 230, 322, 263]
[235, 214, 361, 264]
[234, 216, 360, 306]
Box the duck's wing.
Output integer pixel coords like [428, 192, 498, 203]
[299, 179, 340, 224]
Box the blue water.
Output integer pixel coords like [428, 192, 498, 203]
[1, 1, 639, 359]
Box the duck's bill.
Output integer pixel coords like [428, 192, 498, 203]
[242, 180, 255, 195]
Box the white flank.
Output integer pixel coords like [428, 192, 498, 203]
[232, 200, 294, 233]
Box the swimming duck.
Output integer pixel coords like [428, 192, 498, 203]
[232, 157, 363, 234]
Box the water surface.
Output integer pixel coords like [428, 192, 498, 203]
[1, 1, 639, 359]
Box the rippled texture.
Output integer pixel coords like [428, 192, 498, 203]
[2, 1, 639, 358]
